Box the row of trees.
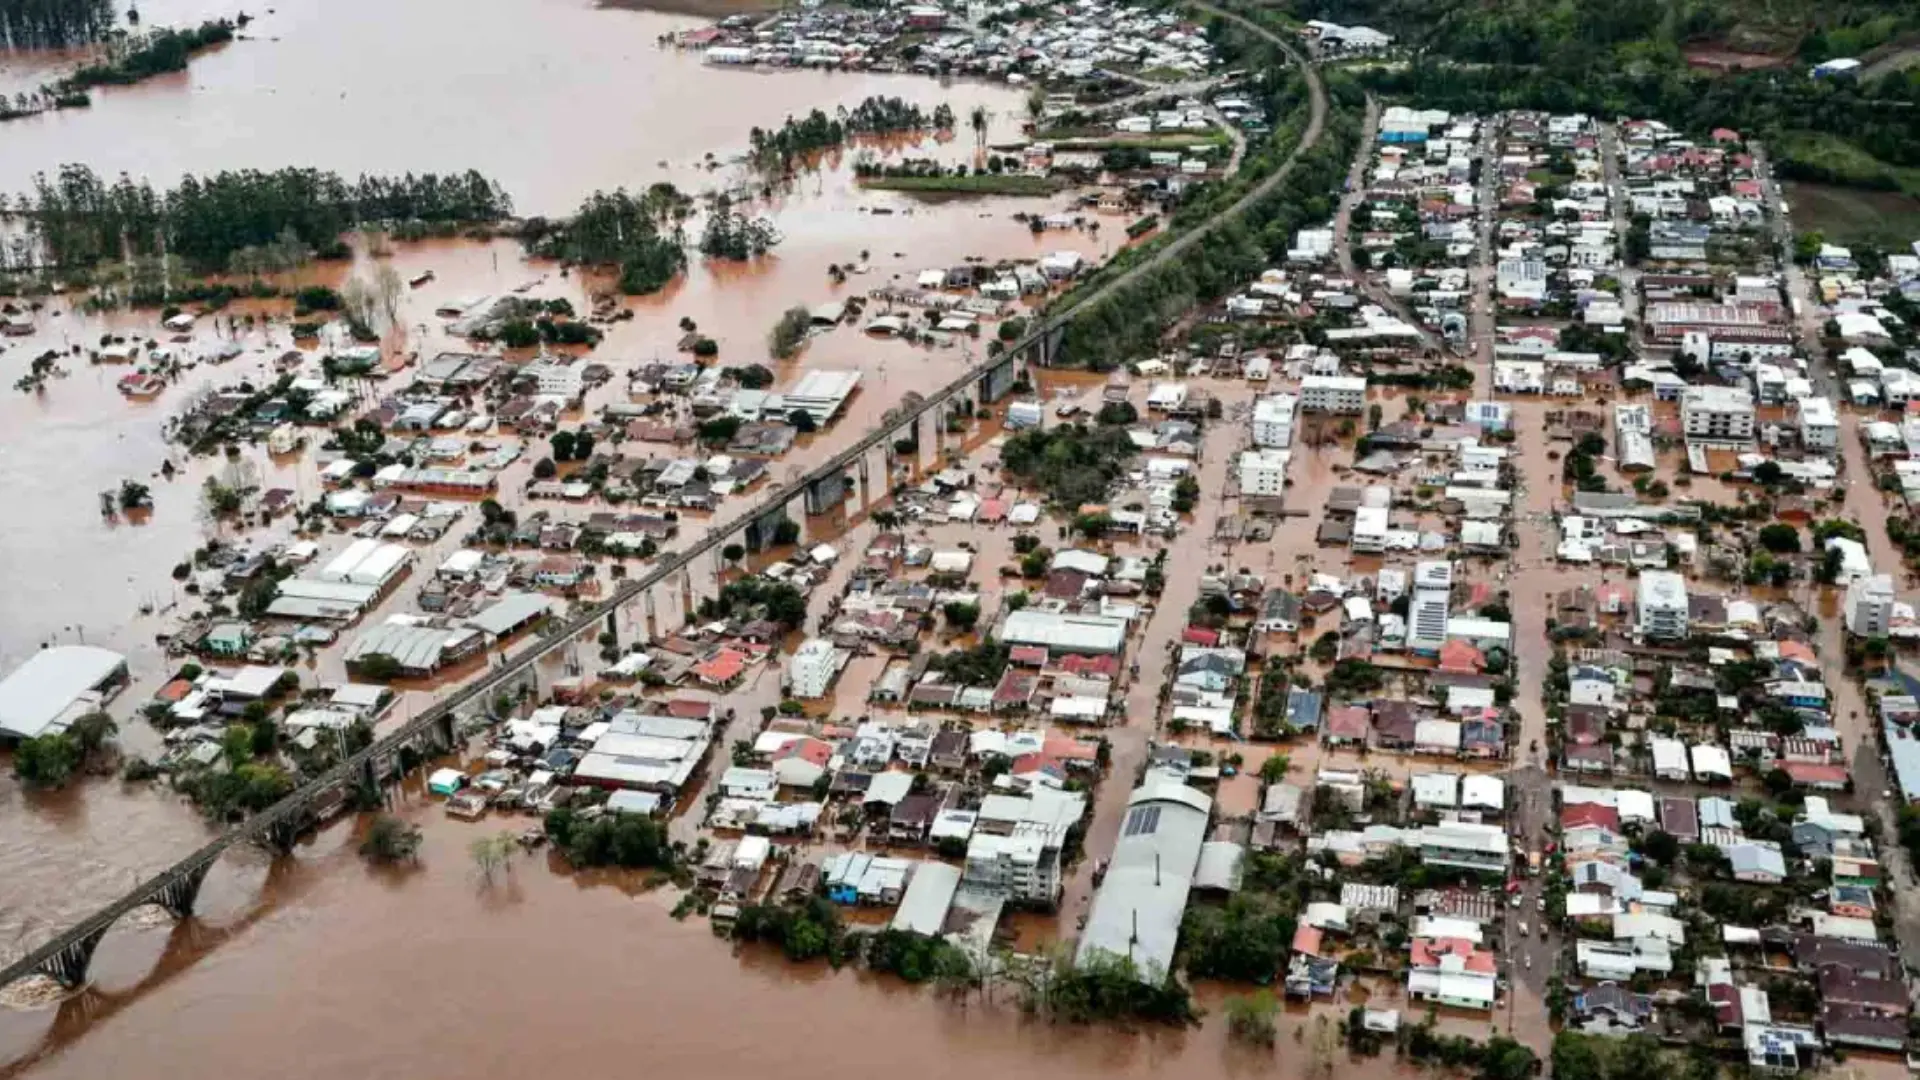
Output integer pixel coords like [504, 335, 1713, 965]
[17, 163, 513, 271]
[0, 0, 115, 48]
[522, 185, 689, 295]
[62, 19, 235, 90]
[1053, 70, 1363, 368]
[748, 97, 954, 173]
[698, 195, 779, 260]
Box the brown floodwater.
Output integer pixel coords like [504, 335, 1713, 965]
[0, 2, 1595, 1070]
[0, 0, 1132, 1056]
[0, 0, 1038, 214]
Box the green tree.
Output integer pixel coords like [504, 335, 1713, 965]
[1224, 990, 1279, 1046]
[360, 813, 423, 863]
[1641, 829, 1680, 865]
[769, 306, 811, 358]
[1757, 523, 1801, 553]
[942, 601, 980, 630]
[354, 653, 404, 681]
[13, 734, 81, 789]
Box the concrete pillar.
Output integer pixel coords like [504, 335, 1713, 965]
[805, 471, 849, 516]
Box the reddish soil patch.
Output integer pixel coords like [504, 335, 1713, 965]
[1684, 48, 1791, 72]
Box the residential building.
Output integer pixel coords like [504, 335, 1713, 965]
[1300, 374, 1367, 414]
[1496, 259, 1548, 303]
[1252, 393, 1298, 448]
[1796, 396, 1838, 453]
[1418, 822, 1507, 873]
[1845, 574, 1896, 638]
[787, 637, 846, 699]
[1239, 448, 1291, 496]
[1680, 385, 1756, 444]
[1408, 589, 1450, 655]
[1637, 571, 1689, 640]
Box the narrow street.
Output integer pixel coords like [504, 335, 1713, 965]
[1331, 95, 1440, 351]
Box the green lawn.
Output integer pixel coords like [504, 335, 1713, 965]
[1785, 180, 1920, 247]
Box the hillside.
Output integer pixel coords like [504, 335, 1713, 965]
[1292, 0, 1920, 66]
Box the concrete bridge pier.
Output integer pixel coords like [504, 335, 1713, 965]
[744, 505, 792, 554]
[153, 858, 217, 919]
[855, 454, 871, 510]
[1028, 322, 1066, 368]
[263, 813, 305, 854]
[977, 354, 1018, 404]
[604, 607, 618, 646]
[434, 710, 456, 752]
[36, 926, 109, 988]
[804, 470, 849, 516]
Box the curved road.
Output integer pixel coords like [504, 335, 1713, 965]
[0, 1, 1330, 991]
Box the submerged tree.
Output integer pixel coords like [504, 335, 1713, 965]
[360, 813, 423, 864]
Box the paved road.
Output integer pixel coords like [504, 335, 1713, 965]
[1752, 142, 1839, 399]
[1330, 94, 1441, 351]
[1598, 122, 1641, 324]
[1057, 0, 1332, 920]
[1468, 115, 1500, 379]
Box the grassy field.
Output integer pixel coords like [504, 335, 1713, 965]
[859, 174, 1063, 196]
[1785, 180, 1920, 247]
[1774, 130, 1920, 195]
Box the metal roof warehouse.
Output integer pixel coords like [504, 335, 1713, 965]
[0, 646, 128, 741]
[1001, 610, 1131, 655]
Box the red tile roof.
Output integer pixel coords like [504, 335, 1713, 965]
[1009, 645, 1049, 667]
[1410, 937, 1495, 974]
[775, 737, 833, 767]
[1325, 705, 1370, 741]
[1782, 761, 1849, 787]
[693, 648, 748, 685]
[1438, 639, 1485, 674]
[1561, 803, 1620, 831]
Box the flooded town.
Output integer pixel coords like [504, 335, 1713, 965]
[4, 0, 1920, 1078]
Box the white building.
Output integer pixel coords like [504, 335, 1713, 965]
[1238, 449, 1291, 496]
[1637, 570, 1689, 641]
[1076, 782, 1212, 981]
[1680, 385, 1756, 444]
[1795, 397, 1838, 453]
[787, 638, 846, 699]
[1495, 259, 1548, 302]
[1845, 574, 1896, 638]
[1300, 374, 1367, 414]
[1352, 506, 1390, 553]
[1252, 393, 1298, 448]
